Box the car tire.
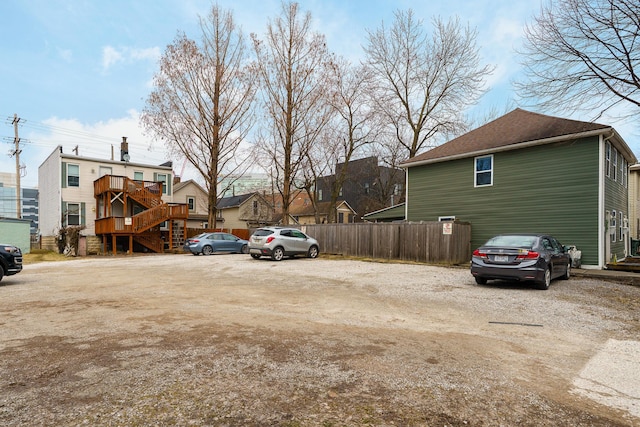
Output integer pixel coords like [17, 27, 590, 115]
[250, 254, 261, 259]
[561, 262, 570, 280]
[307, 245, 319, 259]
[271, 246, 285, 261]
[202, 245, 214, 256]
[474, 277, 487, 285]
[536, 267, 551, 290]
[191, 252, 199, 256]
[241, 244, 248, 254]
[0, 267, 3, 282]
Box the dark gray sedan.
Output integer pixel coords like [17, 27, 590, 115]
[184, 232, 249, 256]
[470, 233, 571, 290]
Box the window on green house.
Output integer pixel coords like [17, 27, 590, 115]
[474, 155, 493, 187]
[606, 142, 611, 177]
[612, 149, 618, 181]
[611, 210, 617, 243]
[619, 211, 624, 241]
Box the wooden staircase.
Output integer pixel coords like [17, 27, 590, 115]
[94, 175, 189, 254]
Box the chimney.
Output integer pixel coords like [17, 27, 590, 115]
[120, 137, 130, 162]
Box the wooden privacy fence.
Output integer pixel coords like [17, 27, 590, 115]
[302, 222, 472, 265]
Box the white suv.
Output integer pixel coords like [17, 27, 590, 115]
[249, 227, 320, 261]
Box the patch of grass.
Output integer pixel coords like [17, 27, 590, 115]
[23, 250, 72, 263]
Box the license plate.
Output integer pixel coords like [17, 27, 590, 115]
[494, 255, 509, 262]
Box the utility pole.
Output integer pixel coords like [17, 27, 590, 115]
[12, 114, 22, 219]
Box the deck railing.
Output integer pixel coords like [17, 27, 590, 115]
[95, 204, 188, 234]
[94, 175, 163, 207]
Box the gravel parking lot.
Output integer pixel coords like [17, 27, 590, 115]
[1, 253, 639, 426]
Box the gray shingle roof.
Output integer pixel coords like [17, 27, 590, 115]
[402, 108, 611, 166]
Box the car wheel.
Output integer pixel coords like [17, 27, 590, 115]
[307, 245, 319, 259]
[271, 246, 285, 261]
[250, 254, 261, 259]
[0, 268, 3, 282]
[475, 277, 487, 285]
[202, 245, 214, 256]
[241, 244, 249, 254]
[561, 262, 571, 280]
[536, 267, 551, 290]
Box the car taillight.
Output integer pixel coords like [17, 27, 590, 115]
[473, 249, 487, 258]
[516, 251, 539, 259]
[266, 236, 275, 243]
[191, 239, 200, 243]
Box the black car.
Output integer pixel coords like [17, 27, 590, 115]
[470, 234, 571, 290]
[0, 243, 23, 281]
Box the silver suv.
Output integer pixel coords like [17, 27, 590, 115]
[249, 227, 320, 261]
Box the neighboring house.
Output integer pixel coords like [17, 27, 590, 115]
[216, 192, 275, 229]
[173, 179, 210, 228]
[290, 200, 357, 224]
[315, 156, 405, 220]
[0, 172, 39, 235]
[38, 144, 188, 254]
[401, 109, 637, 269]
[629, 164, 640, 244]
[362, 203, 406, 223]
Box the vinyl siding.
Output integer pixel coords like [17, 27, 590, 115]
[605, 165, 629, 261]
[407, 137, 600, 265]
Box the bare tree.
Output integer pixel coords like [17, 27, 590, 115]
[322, 59, 378, 222]
[251, 1, 333, 224]
[364, 10, 494, 160]
[141, 6, 256, 228]
[516, 0, 640, 119]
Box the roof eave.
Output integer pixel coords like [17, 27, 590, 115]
[401, 128, 623, 168]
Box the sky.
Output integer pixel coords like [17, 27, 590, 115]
[1, 0, 638, 189]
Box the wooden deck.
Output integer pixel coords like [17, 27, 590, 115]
[94, 175, 189, 254]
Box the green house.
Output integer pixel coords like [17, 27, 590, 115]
[401, 109, 637, 269]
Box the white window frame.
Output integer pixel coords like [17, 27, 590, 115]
[67, 164, 80, 187]
[67, 202, 81, 226]
[99, 166, 112, 177]
[619, 211, 624, 241]
[187, 196, 195, 212]
[156, 173, 168, 195]
[438, 216, 456, 222]
[611, 209, 617, 243]
[613, 149, 618, 182]
[474, 155, 493, 187]
[134, 171, 144, 181]
[606, 142, 611, 177]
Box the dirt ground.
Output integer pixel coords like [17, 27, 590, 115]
[1, 253, 639, 426]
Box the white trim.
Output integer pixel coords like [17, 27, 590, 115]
[474, 154, 493, 187]
[401, 128, 637, 169]
[598, 135, 605, 268]
[404, 168, 409, 221]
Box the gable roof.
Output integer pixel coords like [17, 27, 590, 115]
[216, 193, 254, 209]
[173, 179, 207, 195]
[289, 200, 356, 217]
[362, 203, 406, 221]
[401, 109, 635, 167]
